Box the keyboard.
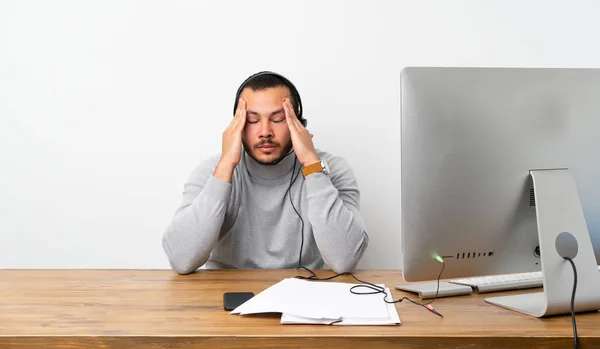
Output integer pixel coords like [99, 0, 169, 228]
[448, 265, 600, 294]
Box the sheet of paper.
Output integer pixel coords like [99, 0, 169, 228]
[280, 287, 400, 325]
[280, 314, 342, 325]
[231, 278, 400, 325]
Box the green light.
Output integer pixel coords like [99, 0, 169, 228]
[435, 255, 445, 263]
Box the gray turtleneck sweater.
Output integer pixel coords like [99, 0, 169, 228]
[162, 149, 369, 274]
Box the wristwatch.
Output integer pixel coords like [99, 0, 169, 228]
[302, 159, 329, 178]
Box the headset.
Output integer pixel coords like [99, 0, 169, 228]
[233, 71, 307, 127]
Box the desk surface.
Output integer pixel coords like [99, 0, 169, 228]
[1, 269, 598, 349]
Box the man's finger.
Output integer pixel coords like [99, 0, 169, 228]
[235, 98, 243, 116]
[238, 100, 247, 125]
[228, 99, 242, 128]
[232, 99, 246, 126]
[287, 99, 306, 130]
[283, 98, 299, 130]
[235, 99, 247, 130]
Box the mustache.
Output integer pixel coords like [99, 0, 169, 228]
[255, 140, 280, 147]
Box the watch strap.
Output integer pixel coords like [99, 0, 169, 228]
[302, 161, 324, 178]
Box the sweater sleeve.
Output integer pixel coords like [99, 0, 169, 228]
[162, 159, 231, 274]
[305, 155, 369, 273]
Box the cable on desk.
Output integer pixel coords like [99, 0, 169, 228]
[564, 257, 578, 349]
[295, 259, 446, 318]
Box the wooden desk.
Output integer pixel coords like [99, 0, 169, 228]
[1, 269, 598, 349]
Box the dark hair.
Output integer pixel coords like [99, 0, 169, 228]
[233, 71, 306, 126]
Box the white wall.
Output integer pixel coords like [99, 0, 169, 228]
[1, 0, 599, 269]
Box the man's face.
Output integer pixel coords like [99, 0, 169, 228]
[240, 86, 294, 165]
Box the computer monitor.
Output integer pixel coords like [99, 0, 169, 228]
[400, 67, 600, 317]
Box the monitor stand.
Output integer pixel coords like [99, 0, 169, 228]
[485, 169, 600, 317]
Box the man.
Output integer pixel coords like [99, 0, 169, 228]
[162, 71, 369, 274]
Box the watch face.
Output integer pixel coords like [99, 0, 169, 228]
[321, 160, 329, 175]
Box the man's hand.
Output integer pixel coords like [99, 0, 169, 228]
[283, 98, 320, 167]
[214, 98, 246, 183]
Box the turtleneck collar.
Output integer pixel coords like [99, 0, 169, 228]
[242, 149, 299, 184]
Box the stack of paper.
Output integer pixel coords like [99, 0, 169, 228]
[230, 278, 400, 325]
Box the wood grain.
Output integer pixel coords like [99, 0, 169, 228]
[0, 269, 598, 348]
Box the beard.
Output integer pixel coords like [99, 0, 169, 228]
[243, 138, 294, 165]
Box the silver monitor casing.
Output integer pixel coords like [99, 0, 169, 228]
[400, 67, 600, 317]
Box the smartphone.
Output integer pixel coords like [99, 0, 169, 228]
[223, 292, 255, 311]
